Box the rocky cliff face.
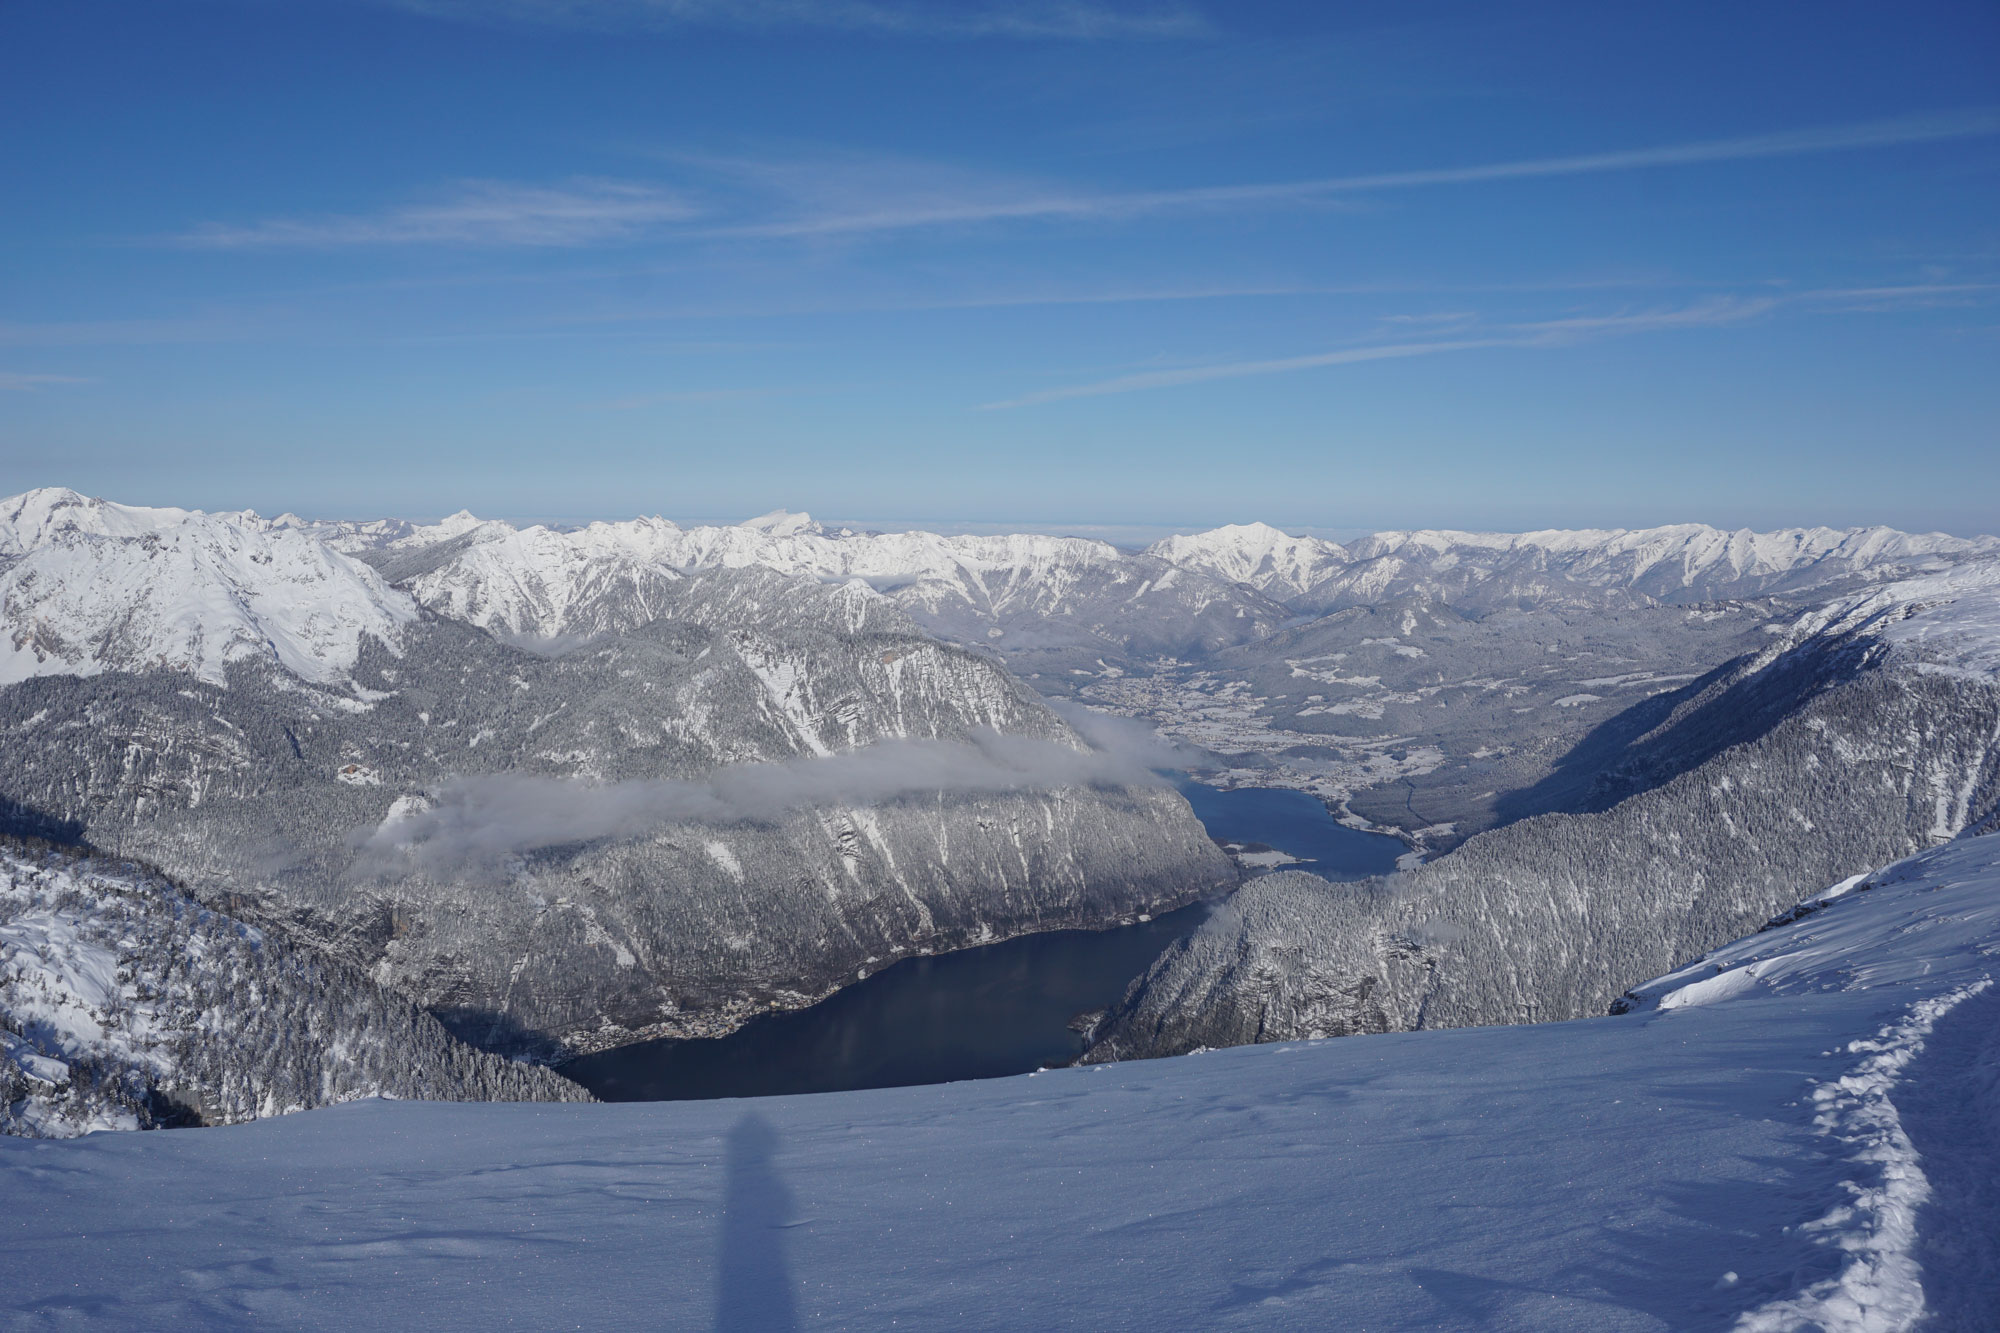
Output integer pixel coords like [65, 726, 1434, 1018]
[1083, 565, 2000, 1062]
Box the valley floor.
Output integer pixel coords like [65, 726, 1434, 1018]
[5, 837, 1998, 1331]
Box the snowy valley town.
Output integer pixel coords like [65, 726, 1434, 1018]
[3, 3, 1998, 1330]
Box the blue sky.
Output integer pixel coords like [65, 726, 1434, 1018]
[2, 0, 1996, 534]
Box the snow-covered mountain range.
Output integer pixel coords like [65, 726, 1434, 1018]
[5, 486, 1991, 690]
[1149, 518, 2000, 613]
[0, 489, 1231, 1060]
[0, 489, 415, 686]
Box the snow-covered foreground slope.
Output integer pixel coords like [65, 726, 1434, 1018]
[5, 834, 1997, 1331]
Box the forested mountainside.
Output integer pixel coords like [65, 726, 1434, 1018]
[0, 490, 1228, 1058]
[1083, 562, 2000, 1061]
[2, 837, 588, 1139]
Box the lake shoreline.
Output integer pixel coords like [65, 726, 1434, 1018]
[566, 785, 1404, 1103]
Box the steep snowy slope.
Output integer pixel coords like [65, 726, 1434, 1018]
[5, 833, 1995, 1330]
[385, 517, 693, 639]
[2, 837, 588, 1139]
[0, 488, 415, 686]
[1086, 559, 2000, 1062]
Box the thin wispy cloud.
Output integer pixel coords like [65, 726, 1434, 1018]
[359, 0, 1208, 40]
[650, 149, 1179, 240]
[1164, 108, 2000, 206]
[585, 385, 809, 411]
[976, 295, 1803, 409]
[1799, 281, 2000, 311]
[178, 109, 1998, 251]
[1507, 297, 1783, 340]
[179, 179, 697, 249]
[982, 338, 1513, 409]
[0, 314, 275, 347]
[700, 109, 2000, 240]
[0, 372, 88, 392]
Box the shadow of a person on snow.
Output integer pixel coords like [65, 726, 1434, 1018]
[715, 1112, 801, 1333]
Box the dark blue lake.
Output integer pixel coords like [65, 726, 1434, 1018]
[1175, 781, 1408, 878]
[565, 785, 1405, 1102]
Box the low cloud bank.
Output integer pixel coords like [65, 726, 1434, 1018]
[361, 719, 1182, 874]
[1045, 697, 1196, 770]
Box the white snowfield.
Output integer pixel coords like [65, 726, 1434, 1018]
[5, 833, 1997, 1331]
[3, 488, 1995, 688]
[0, 488, 414, 687]
[1862, 560, 2000, 681]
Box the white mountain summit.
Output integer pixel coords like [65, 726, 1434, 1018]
[0, 488, 415, 687]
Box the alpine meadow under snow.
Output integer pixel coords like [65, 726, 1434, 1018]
[4, 485, 1999, 1329]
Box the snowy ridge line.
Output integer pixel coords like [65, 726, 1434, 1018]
[1733, 977, 1993, 1333]
[6, 487, 1999, 691]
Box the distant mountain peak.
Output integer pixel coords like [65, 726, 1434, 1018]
[0, 489, 415, 687]
[739, 509, 819, 537]
[0, 487, 198, 558]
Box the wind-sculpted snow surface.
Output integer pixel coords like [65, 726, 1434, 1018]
[1, 838, 589, 1139]
[1085, 567, 2000, 1063]
[6, 837, 1998, 1328]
